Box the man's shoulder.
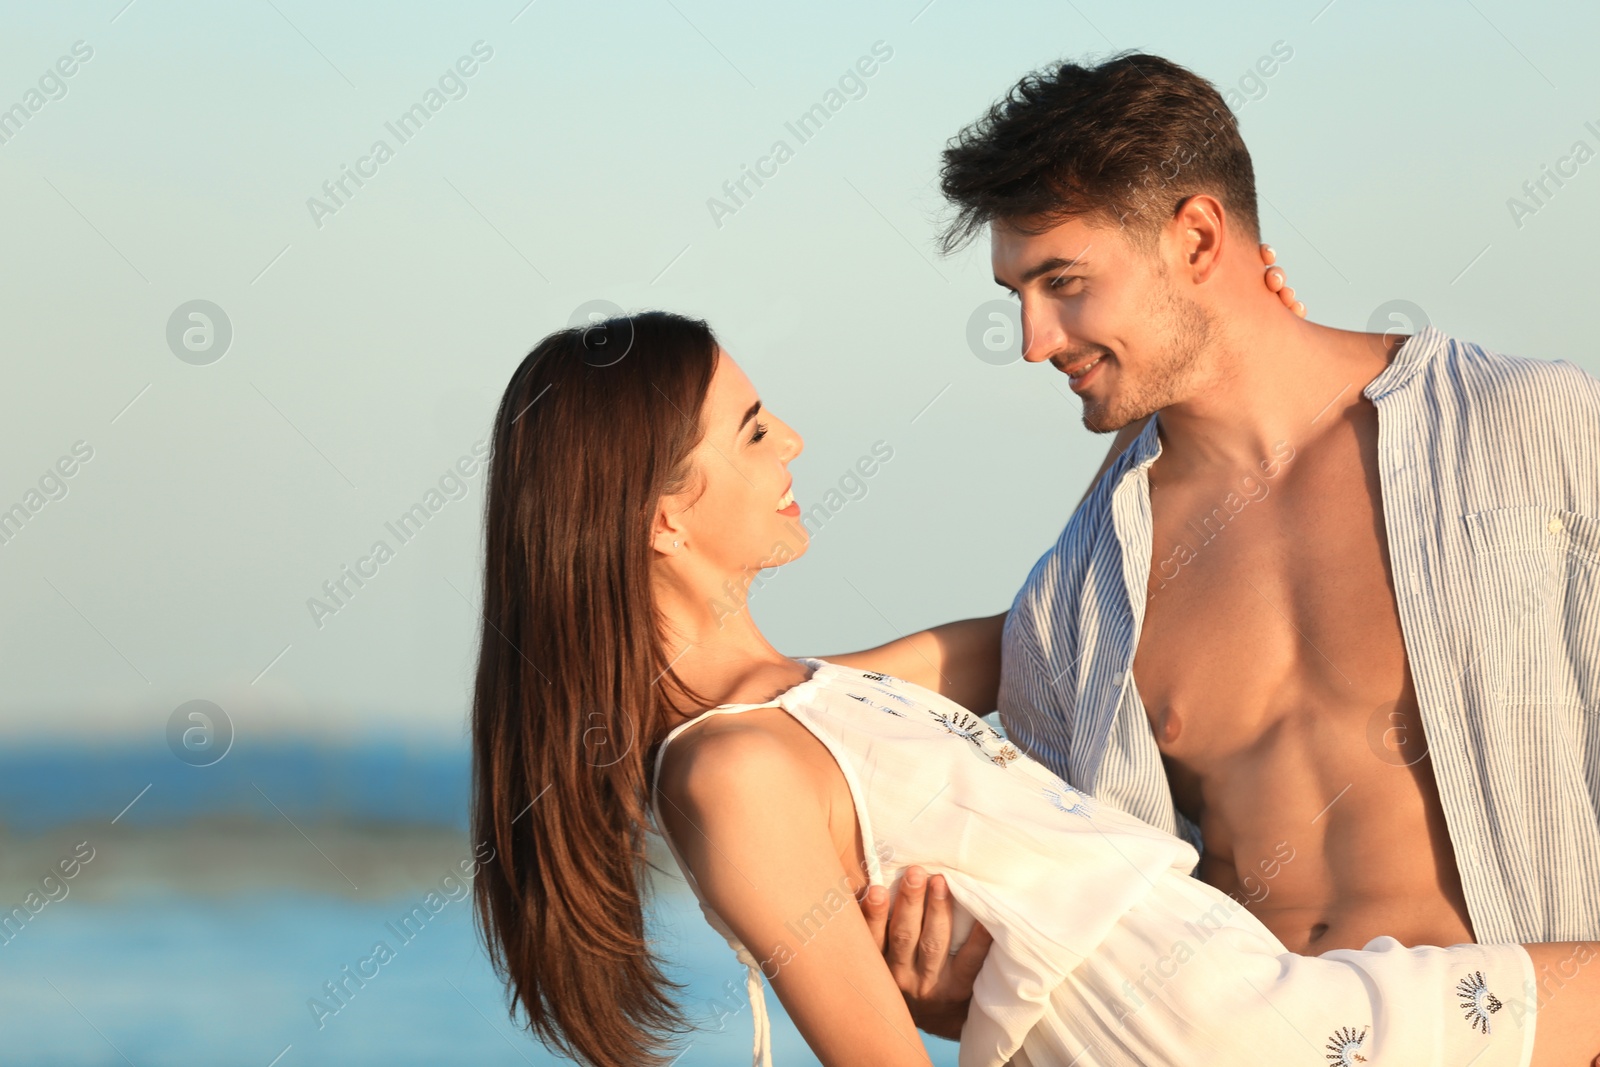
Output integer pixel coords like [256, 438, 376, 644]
[1393, 330, 1600, 517]
[1423, 331, 1600, 415]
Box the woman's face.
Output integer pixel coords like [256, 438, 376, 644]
[665, 348, 807, 572]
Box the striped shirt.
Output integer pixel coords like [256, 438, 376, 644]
[997, 324, 1600, 945]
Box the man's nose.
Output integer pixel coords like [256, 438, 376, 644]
[1021, 303, 1066, 364]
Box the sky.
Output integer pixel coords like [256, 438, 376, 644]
[2, 0, 1597, 744]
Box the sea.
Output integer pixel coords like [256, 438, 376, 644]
[0, 739, 961, 1066]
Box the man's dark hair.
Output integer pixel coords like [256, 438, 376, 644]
[938, 52, 1260, 256]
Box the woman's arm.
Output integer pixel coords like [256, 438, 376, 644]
[813, 611, 1006, 713]
[1521, 942, 1600, 1066]
[657, 723, 935, 1067]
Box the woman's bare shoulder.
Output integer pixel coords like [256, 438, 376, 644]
[655, 708, 868, 910]
[657, 708, 824, 815]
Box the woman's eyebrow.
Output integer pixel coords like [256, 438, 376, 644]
[737, 399, 762, 431]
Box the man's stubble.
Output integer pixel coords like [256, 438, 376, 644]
[1082, 266, 1215, 434]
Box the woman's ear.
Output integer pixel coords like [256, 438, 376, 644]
[652, 456, 704, 557]
[651, 499, 687, 557]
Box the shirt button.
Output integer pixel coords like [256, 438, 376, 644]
[1410, 575, 1422, 595]
[1548, 517, 1565, 534]
[1112, 672, 1125, 687]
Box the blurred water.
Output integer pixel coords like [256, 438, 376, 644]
[0, 743, 962, 1066]
[0, 740, 471, 833]
[0, 885, 960, 1065]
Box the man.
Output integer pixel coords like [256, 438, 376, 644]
[862, 51, 1600, 1040]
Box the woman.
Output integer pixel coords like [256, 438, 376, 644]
[468, 256, 1599, 1067]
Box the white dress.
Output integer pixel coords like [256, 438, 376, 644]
[648, 657, 1537, 1067]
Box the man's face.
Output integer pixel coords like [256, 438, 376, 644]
[991, 214, 1215, 433]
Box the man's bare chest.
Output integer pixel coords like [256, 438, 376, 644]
[1132, 437, 1412, 749]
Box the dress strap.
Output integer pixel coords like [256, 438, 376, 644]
[731, 943, 773, 1067]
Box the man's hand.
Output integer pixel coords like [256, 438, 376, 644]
[860, 865, 994, 1041]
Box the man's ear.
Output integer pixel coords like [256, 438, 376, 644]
[1169, 193, 1226, 285]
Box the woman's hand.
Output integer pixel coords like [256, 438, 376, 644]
[1260, 242, 1306, 318]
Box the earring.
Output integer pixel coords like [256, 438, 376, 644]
[673, 540, 679, 548]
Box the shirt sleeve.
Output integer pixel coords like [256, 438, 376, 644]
[996, 591, 1081, 789]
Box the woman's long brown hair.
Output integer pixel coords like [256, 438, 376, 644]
[471, 310, 720, 1066]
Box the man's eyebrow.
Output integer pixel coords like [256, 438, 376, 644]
[738, 399, 763, 431]
[994, 250, 1093, 290]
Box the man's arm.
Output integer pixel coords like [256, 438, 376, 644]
[814, 611, 1007, 713]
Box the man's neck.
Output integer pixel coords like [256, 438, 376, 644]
[1151, 309, 1400, 477]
